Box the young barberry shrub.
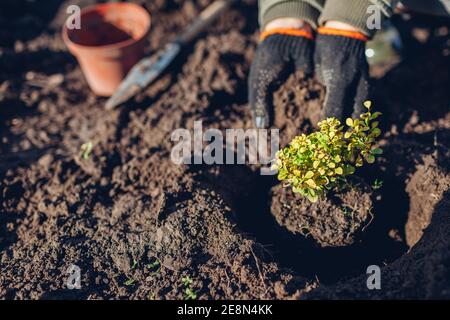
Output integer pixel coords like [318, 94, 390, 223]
[272, 101, 383, 202]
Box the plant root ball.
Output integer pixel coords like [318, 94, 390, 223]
[270, 178, 374, 247]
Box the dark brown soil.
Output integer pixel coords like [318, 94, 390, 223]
[405, 155, 450, 247]
[1, 0, 450, 299]
[273, 72, 324, 146]
[271, 178, 376, 247]
[305, 155, 450, 299]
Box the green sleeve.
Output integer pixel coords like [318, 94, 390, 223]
[259, 0, 325, 29]
[258, 0, 401, 37]
[319, 0, 401, 37]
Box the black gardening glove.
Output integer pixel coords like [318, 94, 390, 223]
[314, 28, 371, 121]
[249, 30, 314, 128]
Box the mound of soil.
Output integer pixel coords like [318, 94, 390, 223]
[147, 186, 315, 299]
[405, 154, 450, 247]
[270, 179, 375, 247]
[1, 0, 450, 299]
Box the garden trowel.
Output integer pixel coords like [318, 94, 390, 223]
[105, 0, 236, 110]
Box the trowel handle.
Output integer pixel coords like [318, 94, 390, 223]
[176, 0, 236, 45]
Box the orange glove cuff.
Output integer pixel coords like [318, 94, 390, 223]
[317, 27, 368, 42]
[259, 28, 315, 42]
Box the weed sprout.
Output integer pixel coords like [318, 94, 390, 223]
[124, 278, 135, 286]
[372, 179, 383, 190]
[80, 141, 93, 159]
[181, 276, 197, 300]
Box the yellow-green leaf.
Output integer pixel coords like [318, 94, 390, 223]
[307, 194, 318, 202]
[356, 157, 363, 167]
[366, 154, 375, 163]
[335, 167, 343, 175]
[306, 179, 317, 188]
[304, 171, 314, 179]
[346, 118, 353, 126]
[372, 148, 383, 155]
[346, 165, 355, 174]
[278, 171, 287, 180]
[371, 112, 382, 120]
[372, 128, 381, 137]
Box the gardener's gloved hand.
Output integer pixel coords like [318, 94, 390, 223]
[249, 19, 314, 128]
[314, 22, 371, 121]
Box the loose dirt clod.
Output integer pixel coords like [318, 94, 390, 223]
[405, 154, 450, 247]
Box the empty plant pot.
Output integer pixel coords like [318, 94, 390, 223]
[62, 2, 151, 96]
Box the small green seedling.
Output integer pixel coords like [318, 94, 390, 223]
[185, 287, 197, 300]
[181, 276, 197, 300]
[123, 258, 139, 286]
[181, 276, 193, 287]
[80, 141, 93, 159]
[124, 278, 135, 286]
[341, 207, 352, 217]
[372, 179, 383, 190]
[147, 258, 161, 275]
[148, 259, 160, 270]
[272, 100, 383, 202]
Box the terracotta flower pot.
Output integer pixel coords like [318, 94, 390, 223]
[62, 2, 151, 96]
